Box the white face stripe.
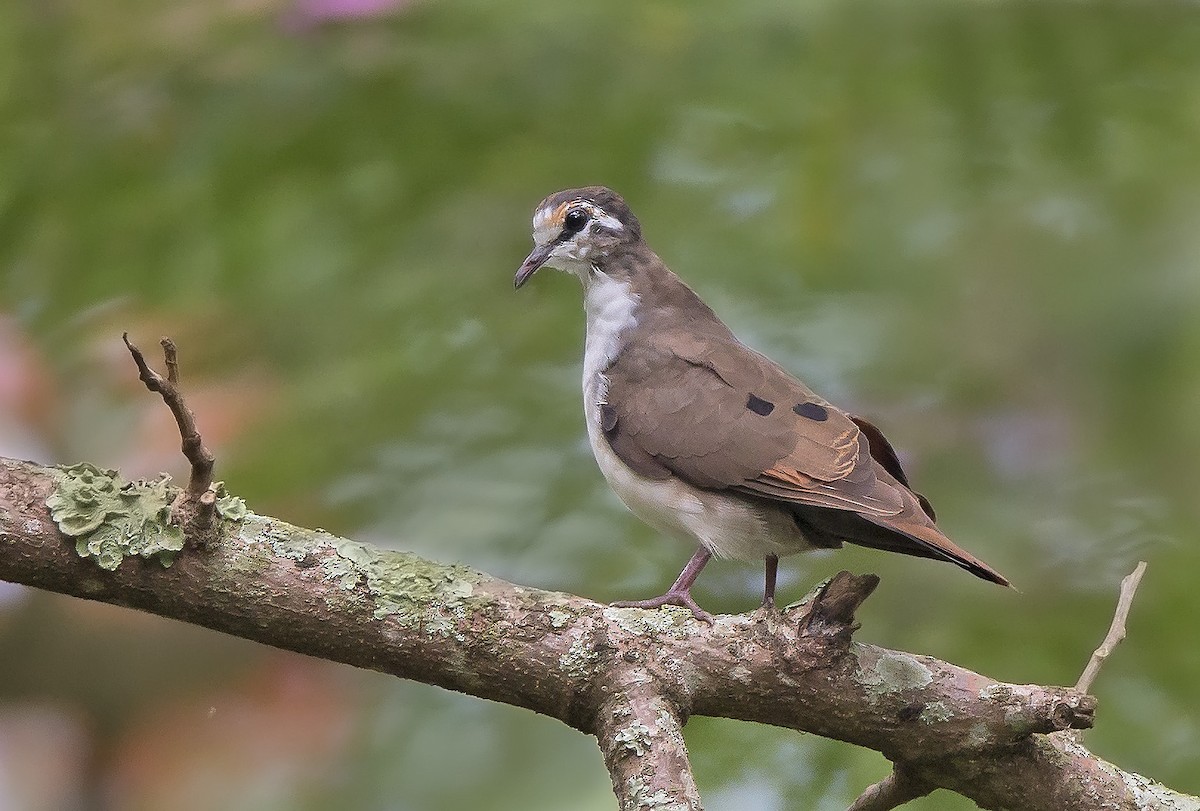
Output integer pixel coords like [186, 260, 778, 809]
[590, 207, 624, 232]
[530, 199, 624, 246]
[532, 202, 555, 233]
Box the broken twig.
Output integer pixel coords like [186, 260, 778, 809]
[1075, 562, 1148, 695]
[122, 334, 216, 509]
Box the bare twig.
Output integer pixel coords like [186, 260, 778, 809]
[162, 336, 180, 384]
[1075, 562, 1148, 695]
[846, 767, 933, 811]
[122, 334, 215, 503]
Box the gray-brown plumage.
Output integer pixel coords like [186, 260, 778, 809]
[515, 185, 1009, 620]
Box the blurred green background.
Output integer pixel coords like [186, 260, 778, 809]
[2, 0, 1199, 808]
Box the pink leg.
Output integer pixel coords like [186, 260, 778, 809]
[612, 547, 714, 623]
[763, 554, 779, 608]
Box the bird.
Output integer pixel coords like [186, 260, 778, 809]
[514, 186, 1010, 621]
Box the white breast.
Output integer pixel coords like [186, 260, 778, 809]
[579, 271, 807, 562]
[581, 271, 638, 401]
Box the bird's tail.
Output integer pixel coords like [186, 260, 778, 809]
[857, 512, 1012, 587]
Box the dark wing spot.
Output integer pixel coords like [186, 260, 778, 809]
[600, 404, 618, 434]
[793, 401, 829, 421]
[746, 394, 775, 416]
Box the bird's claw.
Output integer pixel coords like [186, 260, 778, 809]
[611, 591, 715, 624]
[753, 596, 786, 624]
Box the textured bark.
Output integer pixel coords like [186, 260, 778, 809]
[1, 456, 1196, 810]
[595, 685, 702, 811]
[846, 768, 932, 811]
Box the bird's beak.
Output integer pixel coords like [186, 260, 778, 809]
[514, 243, 555, 290]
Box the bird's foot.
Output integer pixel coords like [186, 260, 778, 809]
[611, 590, 715, 624]
[753, 595, 782, 619]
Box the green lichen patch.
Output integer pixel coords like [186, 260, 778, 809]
[251, 520, 485, 627]
[330, 539, 480, 622]
[614, 720, 653, 757]
[624, 777, 688, 811]
[559, 631, 601, 679]
[603, 606, 694, 638]
[853, 646, 934, 702]
[212, 482, 248, 521]
[46, 463, 184, 570]
[264, 522, 317, 561]
[920, 700, 953, 724]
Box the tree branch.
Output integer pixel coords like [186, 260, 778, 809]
[0, 338, 1195, 809]
[2, 456, 1196, 809]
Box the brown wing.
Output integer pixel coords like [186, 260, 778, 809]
[604, 329, 903, 514]
[849, 414, 936, 521]
[602, 330, 1010, 586]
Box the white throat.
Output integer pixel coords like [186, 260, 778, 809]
[581, 270, 639, 410]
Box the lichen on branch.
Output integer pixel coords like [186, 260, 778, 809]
[46, 462, 185, 570]
[45, 462, 247, 571]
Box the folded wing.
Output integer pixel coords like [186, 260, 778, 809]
[601, 330, 1009, 586]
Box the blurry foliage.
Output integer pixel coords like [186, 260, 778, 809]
[2, 0, 1199, 808]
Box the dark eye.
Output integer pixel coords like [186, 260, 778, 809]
[563, 208, 589, 234]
